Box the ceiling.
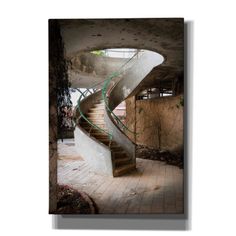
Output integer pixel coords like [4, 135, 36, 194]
[59, 19, 184, 90]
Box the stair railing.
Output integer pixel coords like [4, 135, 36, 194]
[76, 50, 142, 142]
[102, 51, 141, 135]
[76, 85, 113, 140]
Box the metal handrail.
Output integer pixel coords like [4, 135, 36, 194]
[102, 74, 136, 133]
[77, 90, 113, 140]
[76, 50, 141, 141]
[76, 79, 116, 140]
[102, 52, 140, 135]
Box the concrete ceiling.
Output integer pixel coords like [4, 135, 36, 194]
[59, 19, 184, 89]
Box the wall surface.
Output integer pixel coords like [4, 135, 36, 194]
[68, 52, 136, 88]
[126, 95, 183, 152]
[48, 20, 60, 213]
[60, 19, 184, 94]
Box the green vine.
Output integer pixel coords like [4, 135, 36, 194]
[49, 20, 72, 139]
[176, 96, 184, 109]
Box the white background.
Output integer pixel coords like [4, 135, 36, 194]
[0, 0, 236, 235]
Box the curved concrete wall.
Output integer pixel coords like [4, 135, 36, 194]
[108, 51, 163, 110]
[68, 52, 137, 88]
[60, 19, 184, 71]
[104, 110, 136, 164]
[74, 90, 113, 175]
[60, 19, 184, 92]
[74, 126, 113, 175]
[104, 51, 162, 161]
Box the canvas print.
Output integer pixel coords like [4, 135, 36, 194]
[49, 18, 184, 214]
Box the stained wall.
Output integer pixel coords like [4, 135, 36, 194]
[125, 95, 183, 152]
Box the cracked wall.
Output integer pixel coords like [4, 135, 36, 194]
[126, 95, 183, 152]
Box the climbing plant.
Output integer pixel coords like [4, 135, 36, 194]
[49, 20, 73, 139]
[91, 50, 105, 56]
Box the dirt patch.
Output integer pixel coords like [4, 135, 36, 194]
[136, 145, 183, 169]
[65, 143, 75, 146]
[123, 185, 162, 198]
[56, 185, 98, 214]
[58, 155, 83, 161]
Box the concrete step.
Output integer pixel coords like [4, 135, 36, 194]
[90, 124, 107, 129]
[115, 157, 132, 166]
[82, 124, 108, 132]
[113, 150, 127, 158]
[88, 111, 104, 115]
[87, 117, 105, 122]
[83, 120, 105, 125]
[110, 145, 123, 151]
[87, 114, 104, 119]
[88, 110, 104, 114]
[80, 123, 106, 132]
[98, 137, 111, 143]
[91, 135, 110, 141]
[90, 107, 105, 111]
[91, 132, 109, 138]
[91, 123, 106, 127]
[113, 163, 136, 177]
[89, 127, 108, 133]
[93, 103, 104, 108]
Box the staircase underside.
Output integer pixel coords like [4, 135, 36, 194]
[78, 99, 136, 177]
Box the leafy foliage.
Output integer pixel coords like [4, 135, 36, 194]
[91, 50, 105, 56]
[49, 20, 73, 136]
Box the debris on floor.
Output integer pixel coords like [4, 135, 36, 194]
[56, 185, 98, 214]
[136, 145, 184, 168]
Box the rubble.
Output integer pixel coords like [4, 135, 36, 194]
[136, 145, 184, 169]
[56, 185, 98, 214]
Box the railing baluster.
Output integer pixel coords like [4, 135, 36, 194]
[76, 50, 141, 142]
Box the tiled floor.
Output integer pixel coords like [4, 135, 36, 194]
[57, 139, 184, 214]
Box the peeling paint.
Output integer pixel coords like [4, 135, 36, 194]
[122, 86, 131, 98]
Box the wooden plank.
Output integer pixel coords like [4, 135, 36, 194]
[138, 160, 157, 213]
[113, 172, 141, 213]
[125, 159, 150, 213]
[151, 162, 165, 213]
[99, 175, 128, 213]
[164, 165, 176, 213]
[57, 148, 184, 214]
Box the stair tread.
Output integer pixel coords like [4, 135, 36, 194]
[88, 116, 104, 119]
[94, 104, 104, 107]
[81, 126, 107, 132]
[82, 121, 105, 125]
[90, 107, 105, 110]
[87, 121, 105, 124]
[114, 153, 128, 158]
[85, 117, 104, 120]
[114, 163, 136, 176]
[113, 149, 126, 153]
[88, 112, 104, 115]
[89, 128, 108, 132]
[87, 118, 105, 121]
[88, 110, 104, 113]
[110, 144, 122, 148]
[98, 138, 111, 141]
[80, 123, 105, 126]
[111, 146, 121, 148]
[91, 133, 109, 136]
[115, 157, 131, 163]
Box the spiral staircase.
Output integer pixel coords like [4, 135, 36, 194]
[74, 51, 161, 177]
